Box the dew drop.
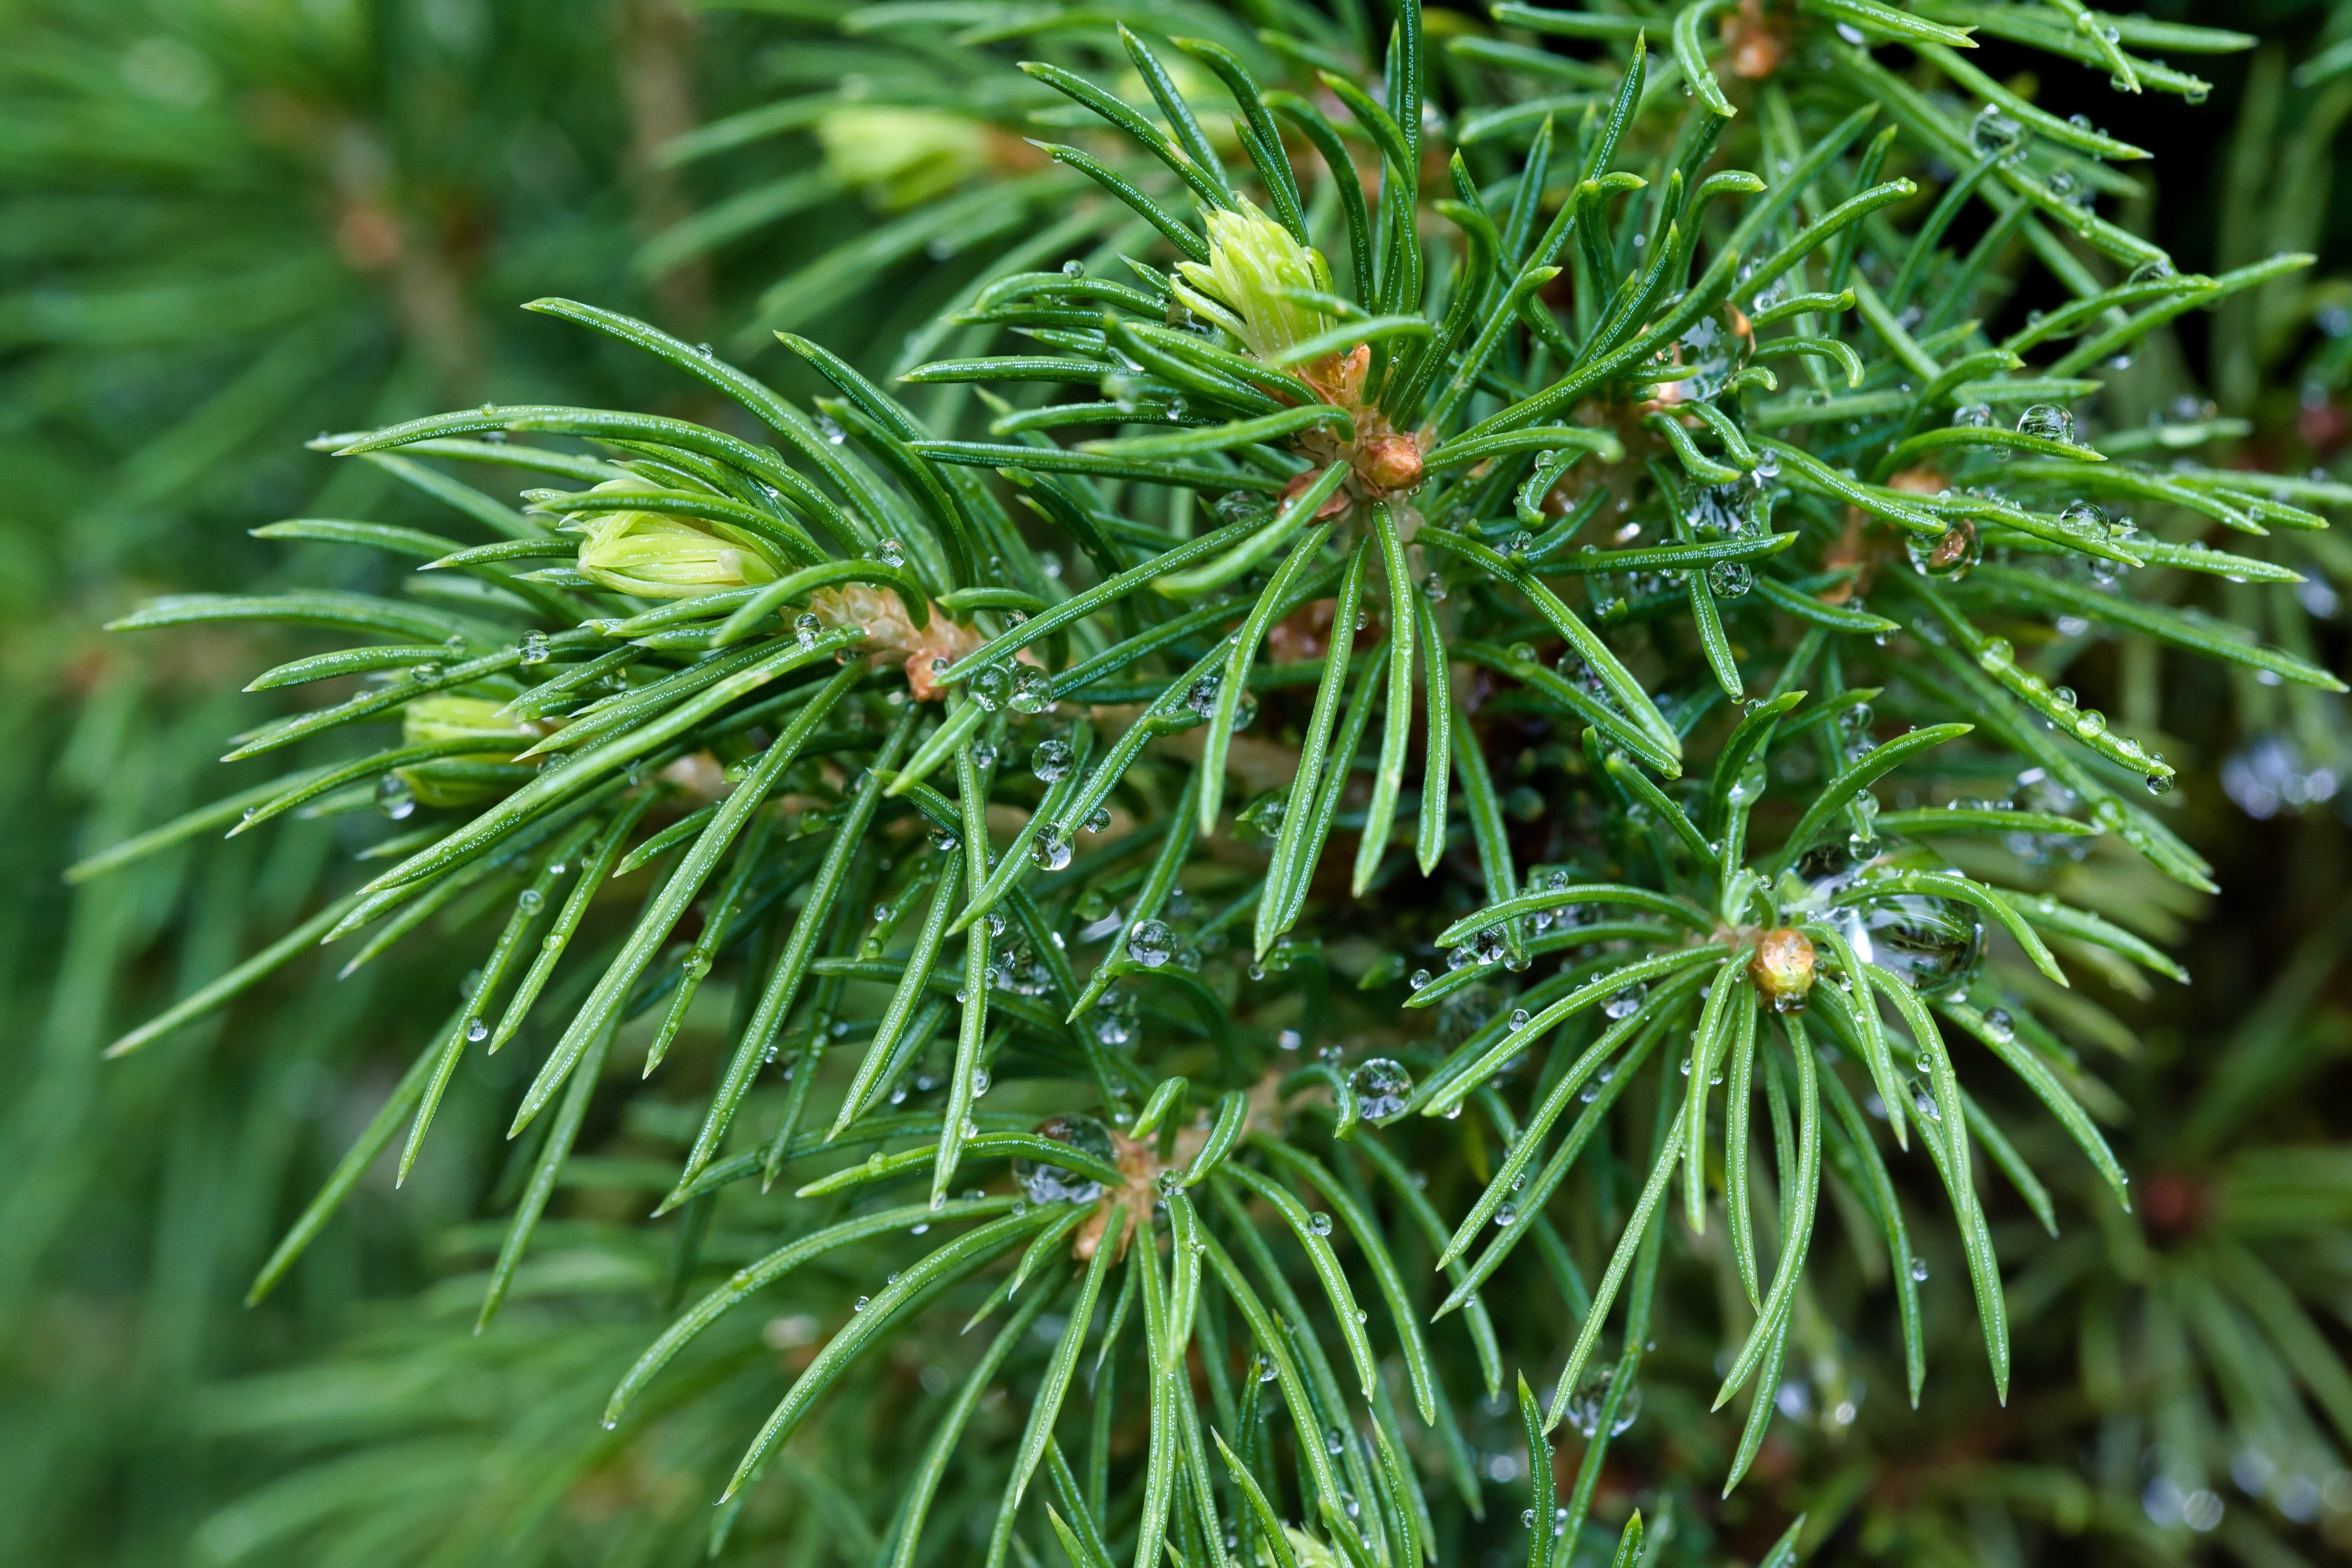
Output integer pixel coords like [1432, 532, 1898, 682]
[1029, 829, 1073, 872]
[1030, 737, 1073, 783]
[375, 773, 416, 821]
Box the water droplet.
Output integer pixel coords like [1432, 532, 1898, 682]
[1409, 968, 1431, 991]
[1348, 1058, 1413, 1123]
[1307, 1211, 1333, 1237]
[375, 773, 416, 820]
[2017, 403, 2076, 444]
[1907, 518, 1981, 582]
[2056, 499, 2109, 539]
[969, 664, 1012, 710]
[518, 887, 545, 915]
[1030, 829, 1073, 872]
[1124, 919, 1176, 969]
[794, 611, 821, 649]
[1910, 1257, 1930, 1282]
[1603, 983, 1647, 1020]
[1707, 560, 1753, 597]
[870, 538, 905, 570]
[818, 414, 846, 445]
[518, 631, 550, 665]
[1030, 737, 1073, 783]
[1013, 1113, 1113, 1204]
[1562, 1366, 1642, 1438]
[465, 1017, 488, 1043]
[1009, 667, 1052, 714]
[1970, 104, 2024, 155]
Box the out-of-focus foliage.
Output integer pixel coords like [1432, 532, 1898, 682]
[0, 0, 834, 1560]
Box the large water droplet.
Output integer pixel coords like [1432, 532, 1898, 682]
[1030, 737, 1073, 783]
[969, 664, 1012, 711]
[1970, 104, 2023, 155]
[1013, 1113, 1113, 1204]
[2016, 403, 2076, 444]
[1009, 667, 1052, 714]
[1127, 919, 1174, 968]
[375, 773, 416, 821]
[1562, 1366, 1642, 1438]
[1707, 560, 1753, 597]
[1906, 518, 1981, 582]
[1347, 1058, 1413, 1123]
[1030, 829, 1073, 872]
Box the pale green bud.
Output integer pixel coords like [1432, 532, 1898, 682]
[1172, 200, 1336, 365]
[819, 107, 991, 213]
[402, 695, 531, 749]
[1282, 1525, 1341, 1568]
[399, 697, 536, 808]
[572, 483, 782, 599]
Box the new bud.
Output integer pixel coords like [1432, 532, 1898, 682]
[399, 697, 535, 808]
[571, 482, 782, 599]
[1172, 200, 1335, 366]
[819, 107, 993, 213]
[1357, 434, 1424, 493]
[1749, 927, 1817, 1013]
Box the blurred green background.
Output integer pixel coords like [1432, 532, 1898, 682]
[4, 1, 2350, 1563]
